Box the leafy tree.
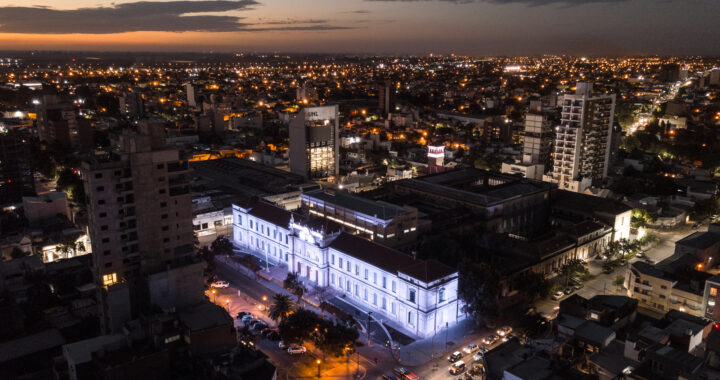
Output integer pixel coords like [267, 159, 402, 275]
[458, 260, 501, 328]
[631, 208, 658, 228]
[514, 271, 552, 301]
[278, 308, 319, 345]
[613, 274, 625, 291]
[198, 246, 216, 279]
[269, 293, 294, 323]
[313, 285, 332, 318]
[211, 236, 233, 256]
[283, 272, 306, 304]
[313, 319, 359, 358]
[559, 259, 588, 287]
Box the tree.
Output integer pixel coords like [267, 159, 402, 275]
[514, 271, 551, 301]
[313, 319, 359, 358]
[269, 294, 294, 323]
[278, 308, 319, 345]
[613, 274, 625, 291]
[56, 235, 81, 258]
[283, 272, 306, 304]
[313, 285, 332, 318]
[631, 208, 658, 228]
[559, 259, 588, 287]
[211, 236, 233, 256]
[458, 261, 501, 328]
[198, 246, 216, 279]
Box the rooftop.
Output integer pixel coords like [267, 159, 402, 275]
[303, 189, 409, 220]
[0, 328, 65, 363]
[178, 302, 233, 331]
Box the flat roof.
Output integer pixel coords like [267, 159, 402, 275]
[62, 334, 125, 364]
[0, 329, 65, 362]
[303, 189, 409, 220]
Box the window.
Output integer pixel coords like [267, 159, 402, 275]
[660, 285, 668, 290]
[96, 186, 104, 192]
[439, 288, 445, 302]
[159, 189, 166, 194]
[102, 273, 117, 286]
[161, 214, 168, 220]
[408, 289, 416, 304]
[408, 311, 414, 325]
[99, 212, 107, 218]
[250, 220, 253, 228]
[659, 295, 666, 299]
[346, 261, 351, 272]
[339, 257, 344, 268]
[373, 272, 377, 284]
[711, 287, 718, 297]
[101, 225, 108, 231]
[355, 264, 359, 275]
[373, 293, 377, 305]
[382, 276, 387, 289]
[160, 202, 167, 208]
[331, 273, 335, 284]
[364, 269, 368, 280]
[346, 280, 351, 292]
[331, 254, 335, 265]
[364, 289, 368, 301]
[104, 262, 112, 268]
[157, 164, 164, 169]
[102, 237, 109, 243]
[382, 297, 386, 310]
[98, 199, 105, 205]
[392, 281, 396, 293]
[355, 284, 359, 296]
[103, 250, 111, 256]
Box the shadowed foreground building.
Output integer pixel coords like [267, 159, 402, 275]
[81, 123, 204, 333]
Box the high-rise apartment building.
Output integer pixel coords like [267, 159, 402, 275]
[543, 83, 615, 192]
[522, 100, 554, 168]
[36, 96, 80, 147]
[185, 83, 197, 108]
[119, 91, 144, 118]
[289, 105, 339, 179]
[81, 123, 203, 332]
[0, 128, 34, 204]
[378, 80, 396, 116]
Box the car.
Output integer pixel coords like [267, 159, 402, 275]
[496, 326, 512, 337]
[644, 258, 656, 265]
[236, 311, 251, 319]
[552, 291, 564, 300]
[463, 343, 478, 354]
[602, 266, 613, 274]
[449, 351, 463, 362]
[573, 283, 584, 290]
[287, 345, 306, 354]
[241, 315, 255, 323]
[266, 330, 281, 341]
[635, 251, 644, 258]
[393, 367, 419, 380]
[563, 287, 573, 295]
[449, 360, 466, 375]
[619, 259, 627, 266]
[692, 223, 700, 230]
[278, 340, 287, 349]
[210, 280, 229, 288]
[482, 334, 499, 345]
[251, 322, 269, 331]
[472, 352, 484, 362]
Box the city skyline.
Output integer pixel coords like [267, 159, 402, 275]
[0, 0, 718, 55]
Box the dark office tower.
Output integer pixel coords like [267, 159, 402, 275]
[119, 91, 145, 118]
[378, 80, 396, 116]
[81, 123, 203, 333]
[36, 96, 79, 147]
[289, 105, 339, 180]
[0, 129, 34, 204]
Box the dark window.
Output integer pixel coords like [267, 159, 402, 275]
[157, 164, 164, 169]
[163, 238, 170, 243]
[98, 199, 105, 205]
[103, 250, 111, 256]
[162, 226, 169, 231]
[94, 173, 102, 179]
[161, 214, 168, 219]
[160, 202, 167, 207]
[101, 225, 108, 231]
[114, 170, 121, 176]
[159, 189, 166, 194]
[104, 263, 112, 268]
[96, 186, 104, 192]
[102, 238, 109, 243]
[99, 212, 107, 218]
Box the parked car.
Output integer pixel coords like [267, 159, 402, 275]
[287, 345, 306, 354]
[552, 291, 564, 300]
[236, 311, 251, 319]
[449, 360, 466, 375]
[210, 280, 229, 288]
[266, 330, 281, 341]
[278, 341, 287, 349]
[644, 258, 656, 265]
[496, 326, 512, 337]
[393, 367, 419, 380]
[482, 334, 499, 345]
[573, 283, 584, 290]
[635, 251, 644, 258]
[463, 343, 479, 354]
[449, 351, 463, 362]
[241, 315, 255, 323]
[472, 352, 484, 362]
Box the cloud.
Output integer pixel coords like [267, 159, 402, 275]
[340, 10, 373, 14]
[257, 19, 330, 25]
[366, 0, 627, 5]
[0, 1, 280, 34]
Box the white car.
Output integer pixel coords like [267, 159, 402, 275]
[551, 291, 564, 300]
[287, 345, 306, 354]
[496, 326, 512, 337]
[210, 280, 229, 288]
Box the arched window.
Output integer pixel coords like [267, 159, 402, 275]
[439, 288, 446, 303]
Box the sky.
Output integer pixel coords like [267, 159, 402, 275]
[0, 0, 718, 55]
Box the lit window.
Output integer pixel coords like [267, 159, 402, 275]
[102, 273, 117, 286]
[711, 287, 718, 297]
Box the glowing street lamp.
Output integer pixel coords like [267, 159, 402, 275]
[225, 299, 230, 312]
[316, 359, 321, 378]
[211, 289, 216, 303]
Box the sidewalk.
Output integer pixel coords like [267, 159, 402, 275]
[396, 317, 477, 366]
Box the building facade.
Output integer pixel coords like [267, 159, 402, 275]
[0, 128, 34, 205]
[522, 100, 553, 171]
[81, 124, 204, 332]
[289, 105, 339, 180]
[232, 200, 461, 338]
[544, 83, 615, 192]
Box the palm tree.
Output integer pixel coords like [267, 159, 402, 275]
[283, 272, 306, 304]
[269, 294, 294, 323]
[560, 259, 587, 287]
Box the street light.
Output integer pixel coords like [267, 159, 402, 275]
[262, 295, 268, 312]
[316, 359, 321, 378]
[211, 289, 216, 303]
[225, 299, 230, 312]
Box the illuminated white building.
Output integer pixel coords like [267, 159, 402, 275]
[232, 200, 462, 338]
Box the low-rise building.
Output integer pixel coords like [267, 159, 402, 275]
[626, 261, 709, 317]
[232, 199, 461, 338]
